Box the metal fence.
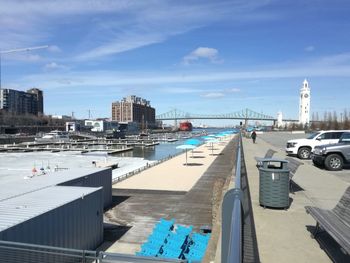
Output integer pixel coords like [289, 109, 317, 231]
[221, 132, 260, 263]
[0, 240, 98, 263]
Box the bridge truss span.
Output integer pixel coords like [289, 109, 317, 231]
[156, 108, 276, 121]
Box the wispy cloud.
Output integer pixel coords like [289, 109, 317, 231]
[18, 52, 350, 90]
[201, 92, 225, 98]
[75, 33, 167, 61]
[201, 87, 240, 99]
[44, 62, 68, 71]
[224, 88, 241, 93]
[48, 45, 62, 53]
[0, 0, 276, 60]
[304, 45, 315, 52]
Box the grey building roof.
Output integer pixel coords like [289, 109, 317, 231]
[0, 186, 101, 232]
[0, 168, 108, 202]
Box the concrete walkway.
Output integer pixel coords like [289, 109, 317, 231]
[113, 137, 234, 192]
[243, 134, 350, 263]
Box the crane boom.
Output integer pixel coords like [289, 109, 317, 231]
[0, 45, 49, 54]
[0, 45, 48, 92]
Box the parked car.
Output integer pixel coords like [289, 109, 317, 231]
[285, 130, 350, 159]
[312, 132, 350, 170]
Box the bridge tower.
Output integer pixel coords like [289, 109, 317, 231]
[244, 108, 248, 127]
[299, 79, 311, 126]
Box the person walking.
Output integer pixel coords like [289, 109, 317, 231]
[251, 130, 257, 143]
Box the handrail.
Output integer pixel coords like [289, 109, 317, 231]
[234, 137, 242, 189]
[222, 132, 243, 263]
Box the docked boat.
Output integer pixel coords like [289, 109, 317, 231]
[35, 130, 70, 143]
[179, 121, 193, 132]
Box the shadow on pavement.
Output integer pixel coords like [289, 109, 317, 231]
[98, 223, 132, 252]
[306, 225, 350, 263]
[183, 163, 204, 166]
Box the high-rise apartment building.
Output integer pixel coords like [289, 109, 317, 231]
[111, 95, 156, 128]
[27, 88, 44, 115]
[0, 88, 44, 115]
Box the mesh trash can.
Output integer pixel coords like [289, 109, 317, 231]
[258, 158, 290, 209]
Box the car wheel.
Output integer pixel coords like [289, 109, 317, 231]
[297, 147, 311, 159]
[325, 154, 343, 171]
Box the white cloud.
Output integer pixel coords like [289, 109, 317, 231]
[305, 46, 315, 52]
[225, 88, 241, 93]
[201, 92, 225, 98]
[48, 45, 61, 53]
[183, 47, 221, 64]
[44, 62, 67, 70]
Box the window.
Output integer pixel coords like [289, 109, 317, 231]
[340, 133, 350, 142]
[332, 132, 344, 139]
[317, 133, 332, 140]
[308, 132, 320, 139]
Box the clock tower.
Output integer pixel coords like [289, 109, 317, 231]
[299, 79, 311, 125]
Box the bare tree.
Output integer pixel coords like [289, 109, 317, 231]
[344, 109, 350, 129]
[332, 111, 339, 130]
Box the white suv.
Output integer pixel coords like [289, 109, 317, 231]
[285, 130, 350, 159]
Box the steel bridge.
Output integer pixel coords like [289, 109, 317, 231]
[156, 108, 276, 122]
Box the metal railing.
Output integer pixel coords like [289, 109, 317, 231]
[0, 240, 185, 263]
[222, 132, 243, 263]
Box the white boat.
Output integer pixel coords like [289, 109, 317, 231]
[35, 130, 70, 142]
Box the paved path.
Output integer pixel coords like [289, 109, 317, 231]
[243, 132, 350, 263]
[113, 137, 233, 192]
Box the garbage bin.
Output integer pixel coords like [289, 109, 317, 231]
[258, 158, 290, 209]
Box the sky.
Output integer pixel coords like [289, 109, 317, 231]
[1, 0, 350, 125]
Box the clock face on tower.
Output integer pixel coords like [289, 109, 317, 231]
[304, 94, 309, 98]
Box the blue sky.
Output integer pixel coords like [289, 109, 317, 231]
[1, 0, 350, 125]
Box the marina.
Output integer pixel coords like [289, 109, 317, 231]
[0, 130, 349, 262]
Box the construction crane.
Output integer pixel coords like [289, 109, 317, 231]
[0, 45, 49, 91]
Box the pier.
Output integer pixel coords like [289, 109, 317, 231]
[0, 138, 161, 154]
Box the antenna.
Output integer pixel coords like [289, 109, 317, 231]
[88, 109, 91, 119]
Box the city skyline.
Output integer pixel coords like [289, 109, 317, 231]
[1, 0, 350, 125]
